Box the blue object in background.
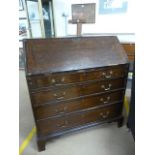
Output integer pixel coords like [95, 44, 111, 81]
[99, 0, 128, 14]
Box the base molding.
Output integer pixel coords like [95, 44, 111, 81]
[37, 115, 124, 151]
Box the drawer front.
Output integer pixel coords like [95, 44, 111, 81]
[37, 103, 122, 135]
[28, 65, 127, 89]
[28, 73, 84, 89]
[31, 86, 82, 106]
[85, 66, 126, 81]
[31, 78, 125, 106]
[83, 78, 124, 95]
[34, 90, 124, 120]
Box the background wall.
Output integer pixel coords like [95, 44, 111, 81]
[53, 0, 135, 42]
[19, 0, 135, 48]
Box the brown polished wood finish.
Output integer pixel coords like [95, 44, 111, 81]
[37, 103, 122, 135]
[24, 36, 129, 151]
[27, 65, 126, 89]
[34, 90, 124, 120]
[121, 43, 135, 61]
[31, 78, 125, 106]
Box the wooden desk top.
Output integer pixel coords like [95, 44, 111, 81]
[24, 36, 128, 75]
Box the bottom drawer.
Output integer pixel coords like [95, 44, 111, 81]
[37, 103, 122, 135]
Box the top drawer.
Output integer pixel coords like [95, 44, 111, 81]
[27, 65, 128, 90]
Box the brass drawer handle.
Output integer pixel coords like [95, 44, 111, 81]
[101, 84, 112, 91]
[64, 106, 67, 111]
[55, 106, 67, 113]
[100, 98, 104, 102]
[54, 92, 66, 100]
[100, 96, 110, 104]
[61, 120, 68, 128]
[104, 96, 110, 104]
[53, 93, 57, 97]
[51, 77, 65, 83]
[51, 78, 56, 84]
[102, 70, 113, 79]
[58, 106, 67, 113]
[105, 75, 111, 78]
[57, 121, 68, 128]
[100, 113, 107, 119]
[57, 97, 64, 100]
[100, 111, 110, 119]
[61, 77, 65, 82]
[109, 70, 113, 74]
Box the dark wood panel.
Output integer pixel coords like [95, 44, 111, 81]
[41, 116, 123, 141]
[34, 90, 124, 119]
[24, 36, 128, 75]
[31, 78, 125, 106]
[37, 103, 122, 135]
[27, 64, 127, 90]
[83, 78, 124, 95]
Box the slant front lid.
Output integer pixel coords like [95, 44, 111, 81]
[24, 36, 128, 75]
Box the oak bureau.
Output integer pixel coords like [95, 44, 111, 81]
[23, 36, 129, 151]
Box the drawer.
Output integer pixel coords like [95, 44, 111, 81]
[37, 103, 122, 135]
[31, 86, 81, 106]
[31, 78, 125, 106]
[85, 65, 127, 81]
[83, 78, 124, 95]
[27, 65, 127, 89]
[28, 72, 84, 89]
[34, 90, 124, 120]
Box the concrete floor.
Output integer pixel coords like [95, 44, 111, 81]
[19, 70, 135, 155]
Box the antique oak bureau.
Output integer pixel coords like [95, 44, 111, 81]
[24, 36, 129, 151]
